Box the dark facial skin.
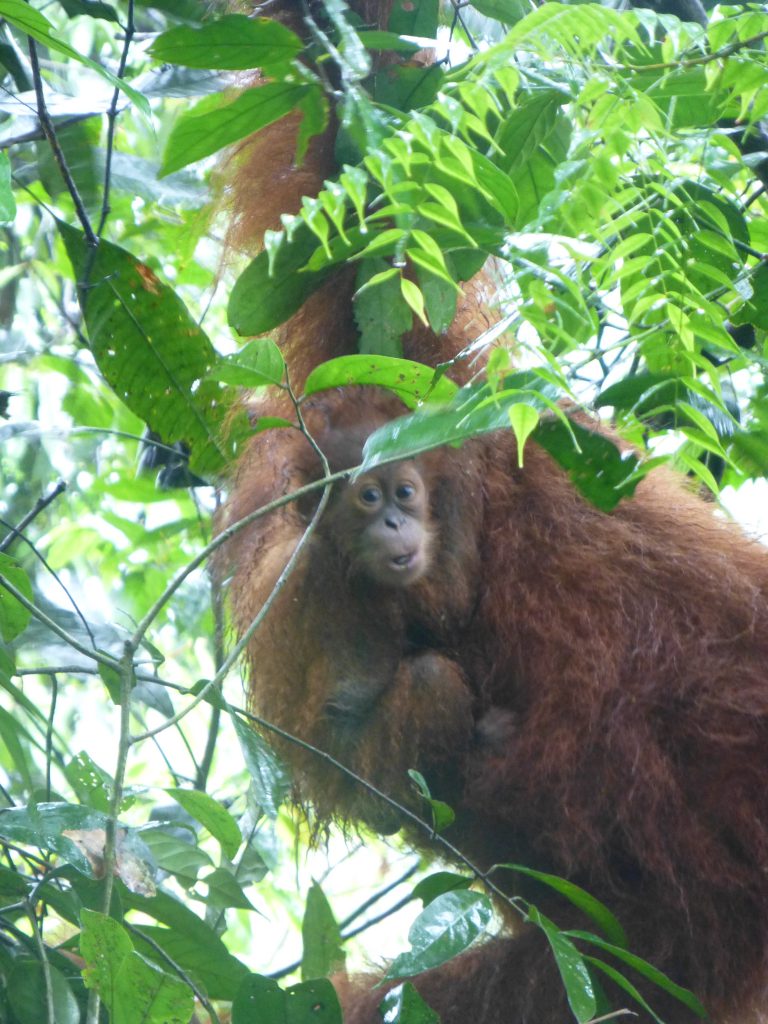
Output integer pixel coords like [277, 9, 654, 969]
[330, 462, 433, 587]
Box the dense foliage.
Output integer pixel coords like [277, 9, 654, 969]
[0, 0, 766, 1020]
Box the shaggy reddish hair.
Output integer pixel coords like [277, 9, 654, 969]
[221, 387, 768, 1024]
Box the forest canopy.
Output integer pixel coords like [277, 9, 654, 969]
[0, 0, 767, 1021]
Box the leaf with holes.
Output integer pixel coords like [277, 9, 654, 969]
[59, 222, 233, 476]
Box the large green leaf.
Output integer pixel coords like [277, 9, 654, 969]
[496, 89, 566, 173]
[500, 864, 627, 946]
[232, 975, 342, 1024]
[0, 0, 148, 114]
[304, 355, 458, 407]
[387, 0, 438, 36]
[161, 82, 324, 175]
[228, 222, 335, 336]
[59, 222, 230, 476]
[534, 419, 642, 512]
[361, 379, 641, 511]
[385, 890, 493, 979]
[232, 713, 290, 819]
[528, 908, 597, 1024]
[120, 886, 250, 1001]
[166, 788, 242, 860]
[0, 554, 32, 642]
[7, 960, 80, 1024]
[301, 881, 345, 981]
[150, 15, 302, 69]
[566, 931, 707, 1018]
[378, 983, 440, 1024]
[0, 151, 15, 223]
[0, 802, 107, 873]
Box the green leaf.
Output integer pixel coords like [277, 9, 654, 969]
[0, 803, 126, 875]
[354, 259, 412, 356]
[595, 372, 672, 412]
[471, 0, 532, 25]
[232, 974, 342, 1024]
[7, 960, 80, 1024]
[499, 864, 627, 947]
[301, 881, 345, 981]
[497, 90, 565, 173]
[118, 887, 250, 1001]
[98, 662, 123, 704]
[0, 706, 36, 792]
[0, 554, 32, 642]
[65, 752, 114, 813]
[732, 263, 768, 330]
[385, 891, 493, 979]
[412, 872, 473, 907]
[208, 339, 286, 388]
[161, 82, 320, 175]
[357, 30, 421, 55]
[416, 267, 459, 335]
[408, 770, 455, 831]
[228, 222, 331, 336]
[38, 121, 101, 214]
[114, 950, 194, 1024]
[585, 957, 666, 1024]
[362, 381, 640, 510]
[528, 908, 597, 1023]
[378, 983, 440, 1023]
[400, 277, 428, 325]
[231, 713, 290, 819]
[0, 0, 148, 114]
[388, 0, 439, 37]
[167, 788, 242, 859]
[140, 828, 212, 885]
[59, 222, 231, 476]
[0, 151, 15, 223]
[202, 866, 255, 910]
[150, 15, 302, 69]
[360, 372, 560, 467]
[0, 863, 30, 899]
[508, 404, 540, 466]
[534, 419, 642, 512]
[566, 931, 707, 1018]
[80, 910, 134, 1009]
[304, 355, 457, 408]
[59, 0, 118, 21]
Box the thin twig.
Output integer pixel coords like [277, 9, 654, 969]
[0, 480, 66, 554]
[27, 41, 96, 246]
[339, 861, 420, 930]
[95, 0, 135, 239]
[235, 703, 522, 914]
[129, 483, 330, 744]
[125, 921, 221, 1024]
[0, 509, 98, 650]
[341, 889, 415, 941]
[26, 903, 55, 1024]
[611, 29, 768, 73]
[131, 381, 336, 743]
[87, 640, 135, 1024]
[129, 465, 349, 652]
[0, 574, 122, 672]
[44, 674, 57, 802]
[0, 111, 102, 151]
[195, 550, 225, 791]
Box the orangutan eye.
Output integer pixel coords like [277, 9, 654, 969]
[396, 483, 415, 501]
[360, 486, 381, 505]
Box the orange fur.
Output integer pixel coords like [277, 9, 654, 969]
[220, 387, 768, 1023]
[219, 3, 768, 1021]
